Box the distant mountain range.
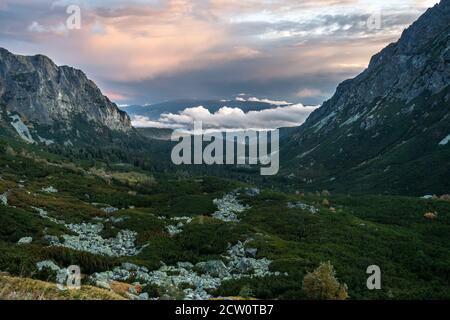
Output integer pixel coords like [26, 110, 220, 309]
[280, 0, 450, 195]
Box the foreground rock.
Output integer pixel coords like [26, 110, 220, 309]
[17, 237, 33, 245]
[33, 207, 141, 257]
[90, 240, 283, 300]
[61, 223, 139, 257]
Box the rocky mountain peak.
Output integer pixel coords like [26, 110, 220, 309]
[0, 48, 132, 140]
[304, 0, 449, 130]
[282, 0, 450, 195]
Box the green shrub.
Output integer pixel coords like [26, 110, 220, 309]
[302, 261, 348, 300]
[41, 247, 118, 274]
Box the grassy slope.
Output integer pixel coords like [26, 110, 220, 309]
[218, 191, 450, 299]
[0, 274, 124, 300]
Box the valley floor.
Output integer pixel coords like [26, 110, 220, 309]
[1, 138, 450, 300]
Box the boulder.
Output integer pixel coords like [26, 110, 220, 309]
[245, 248, 258, 258]
[245, 188, 260, 197]
[138, 292, 149, 300]
[0, 192, 8, 206]
[44, 235, 60, 244]
[17, 237, 33, 245]
[236, 259, 255, 274]
[42, 186, 58, 193]
[166, 225, 182, 236]
[95, 280, 111, 290]
[128, 286, 139, 295]
[177, 262, 194, 270]
[102, 207, 119, 214]
[196, 260, 229, 278]
[36, 260, 60, 272]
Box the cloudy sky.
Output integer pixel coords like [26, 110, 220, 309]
[131, 103, 319, 130]
[0, 0, 439, 107]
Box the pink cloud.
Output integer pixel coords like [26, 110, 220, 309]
[2, 0, 434, 103]
[104, 90, 129, 102]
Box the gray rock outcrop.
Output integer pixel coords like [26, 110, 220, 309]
[0, 48, 132, 140]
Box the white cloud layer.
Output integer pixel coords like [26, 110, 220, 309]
[236, 96, 293, 106]
[131, 104, 319, 130]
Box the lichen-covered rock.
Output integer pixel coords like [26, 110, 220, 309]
[213, 192, 248, 222]
[41, 186, 58, 193]
[36, 260, 61, 272]
[195, 260, 229, 278]
[33, 207, 142, 257]
[60, 223, 139, 257]
[44, 235, 60, 245]
[17, 237, 33, 245]
[101, 207, 119, 214]
[0, 192, 8, 206]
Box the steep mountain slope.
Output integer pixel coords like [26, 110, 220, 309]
[281, 0, 450, 195]
[0, 48, 131, 145]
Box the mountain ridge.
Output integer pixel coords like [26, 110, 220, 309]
[0, 48, 132, 145]
[304, 0, 449, 129]
[280, 0, 450, 195]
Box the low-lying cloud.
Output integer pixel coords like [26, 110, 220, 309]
[131, 104, 319, 131]
[235, 96, 292, 106]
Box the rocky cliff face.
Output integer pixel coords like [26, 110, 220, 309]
[282, 0, 450, 195]
[304, 0, 449, 132]
[0, 48, 131, 138]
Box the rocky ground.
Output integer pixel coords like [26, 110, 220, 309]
[89, 240, 281, 300]
[61, 224, 139, 257]
[212, 192, 250, 222]
[32, 189, 285, 300]
[33, 206, 142, 257]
